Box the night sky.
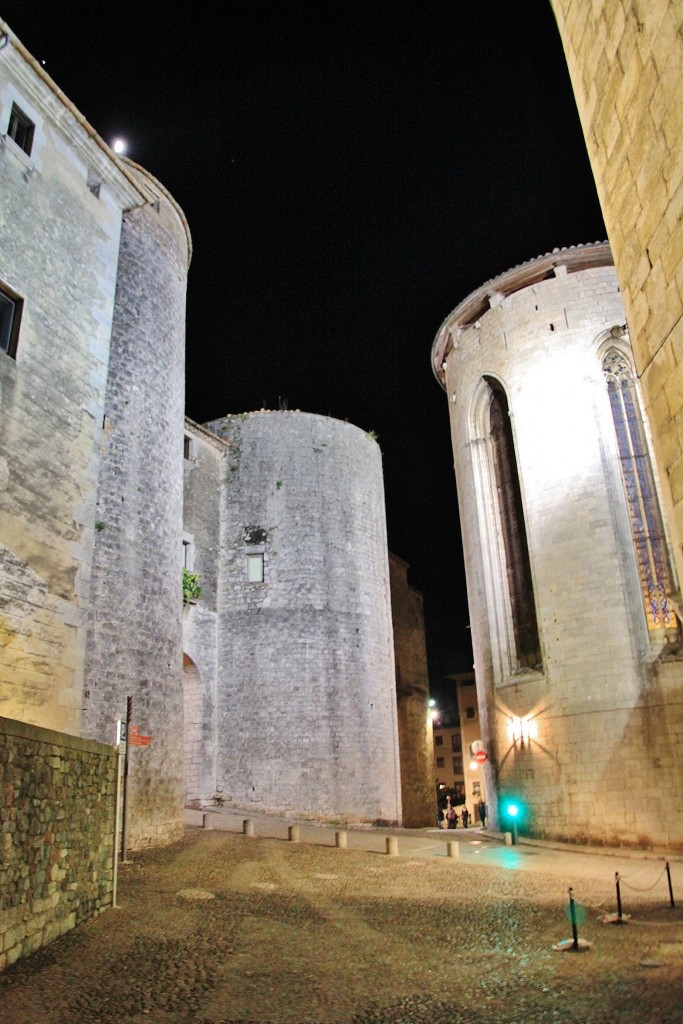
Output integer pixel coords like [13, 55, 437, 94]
[5, 2, 605, 701]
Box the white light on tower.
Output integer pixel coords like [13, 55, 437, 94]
[112, 138, 126, 155]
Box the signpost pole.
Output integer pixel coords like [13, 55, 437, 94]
[120, 696, 132, 862]
[112, 734, 124, 906]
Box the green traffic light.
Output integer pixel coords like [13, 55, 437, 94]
[507, 802, 519, 817]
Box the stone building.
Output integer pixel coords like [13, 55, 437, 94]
[432, 242, 683, 848]
[551, 1, 683, 626]
[388, 553, 434, 827]
[451, 672, 486, 821]
[0, 20, 435, 858]
[182, 411, 403, 826]
[0, 19, 192, 853]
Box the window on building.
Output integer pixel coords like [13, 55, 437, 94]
[181, 532, 195, 571]
[466, 706, 476, 720]
[451, 733, 462, 752]
[0, 285, 22, 358]
[488, 379, 541, 669]
[434, 734, 443, 747]
[603, 347, 677, 635]
[452, 755, 463, 775]
[247, 553, 264, 583]
[7, 103, 34, 156]
[183, 435, 193, 460]
[436, 756, 444, 768]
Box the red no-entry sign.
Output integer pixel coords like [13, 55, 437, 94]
[474, 750, 487, 764]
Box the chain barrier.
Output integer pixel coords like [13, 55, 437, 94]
[569, 861, 676, 922]
[619, 863, 668, 893]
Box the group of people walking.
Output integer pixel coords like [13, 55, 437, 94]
[437, 797, 486, 830]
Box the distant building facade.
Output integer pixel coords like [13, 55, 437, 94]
[432, 722, 465, 804]
[451, 672, 486, 822]
[432, 243, 683, 848]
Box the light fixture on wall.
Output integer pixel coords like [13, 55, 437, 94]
[507, 715, 536, 747]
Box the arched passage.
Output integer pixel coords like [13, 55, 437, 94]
[183, 653, 205, 808]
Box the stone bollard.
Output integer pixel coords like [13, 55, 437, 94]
[335, 830, 347, 849]
[386, 836, 398, 856]
[243, 818, 255, 837]
[447, 840, 459, 859]
[202, 813, 213, 830]
[288, 824, 300, 843]
[504, 831, 512, 846]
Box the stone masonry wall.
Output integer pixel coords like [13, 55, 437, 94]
[82, 165, 191, 849]
[550, 0, 683, 600]
[389, 553, 434, 827]
[440, 255, 683, 848]
[0, 38, 136, 734]
[181, 419, 223, 807]
[205, 411, 402, 825]
[0, 715, 117, 972]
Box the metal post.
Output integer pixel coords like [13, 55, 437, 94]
[120, 696, 132, 862]
[666, 861, 676, 909]
[568, 887, 579, 950]
[615, 872, 623, 921]
[111, 742, 123, 907]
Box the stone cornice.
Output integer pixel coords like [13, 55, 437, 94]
[431, 241, 613, 389]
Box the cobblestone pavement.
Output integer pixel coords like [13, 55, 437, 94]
[2, 816, 683, 1024]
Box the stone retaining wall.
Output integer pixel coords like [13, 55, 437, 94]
[0, 716, 117, 971]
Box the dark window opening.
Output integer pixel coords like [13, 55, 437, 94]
[8, 103, 34, 156]
[488, 380, 541, 669]
[0, 286, 22, 358]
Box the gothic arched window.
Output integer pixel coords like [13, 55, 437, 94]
[487, 380, 541, 669]
[603, 347, 677, 635]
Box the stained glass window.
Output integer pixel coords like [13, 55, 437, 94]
[603, 348, 677, 633]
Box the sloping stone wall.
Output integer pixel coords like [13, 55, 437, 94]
[550, 0, 683, 604]
[0, 716, 117, 972]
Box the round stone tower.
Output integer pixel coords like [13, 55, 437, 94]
[432, 243, 683, 849]
[83, 162, 191, 849]
[205, 410, 403, 825]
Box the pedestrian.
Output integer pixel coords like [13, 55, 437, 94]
[477, 799, 487, 828]
[436, 807, 445, 829]
[446, 804, 457, 829]
[461, 805, 469, 828]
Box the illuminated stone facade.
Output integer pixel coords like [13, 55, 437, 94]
[551, 0, 683, 607]
[433, 243, 683, 849]
[0, 23, 414, 851]
[184, 411, 403, 826]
